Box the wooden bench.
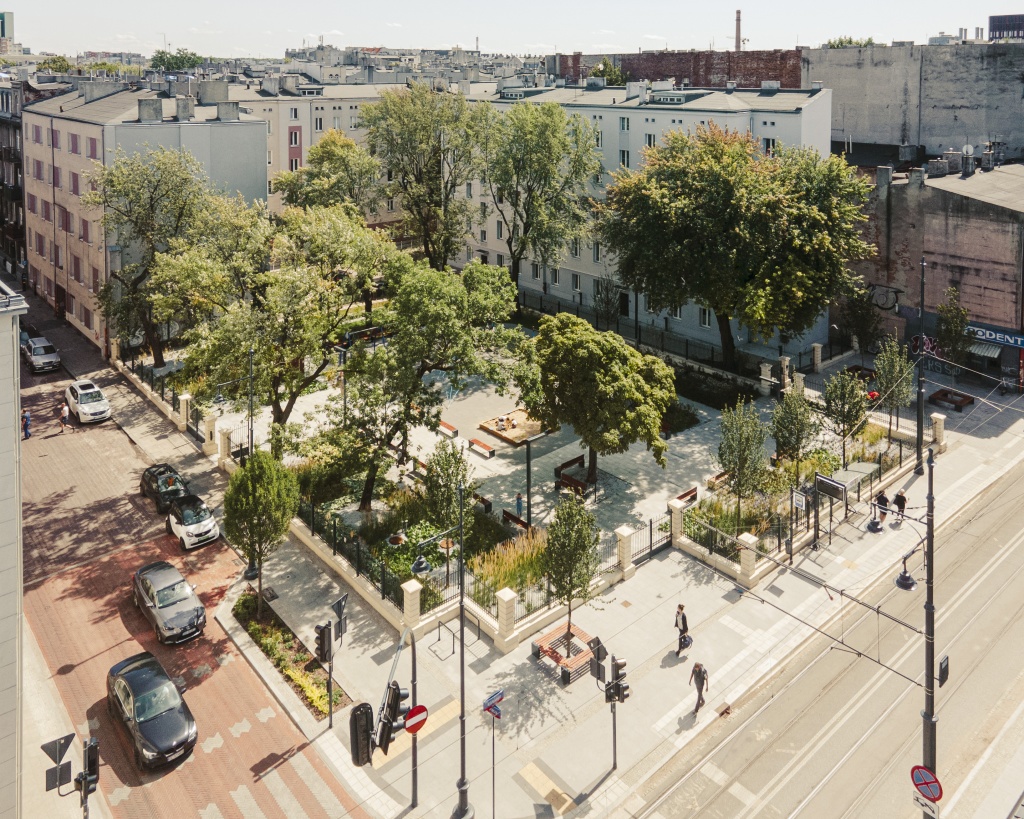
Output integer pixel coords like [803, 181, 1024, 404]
[468, 438, 495, 458]
[502, 509, 528, 529]
[531, 622, 594, 686]
[555, 473, 588, 496]
[708, 471, 729, 489]
[438, 420, 458, 438]
[928, 388, 974, 413]
[676, 486, 698, 506]
[473, 492, 492, 514]
[844, 365, 877, 382]
[554, 454, 585, 480]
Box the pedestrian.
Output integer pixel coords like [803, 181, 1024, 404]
[58, 401, 72, 434]
[689, 661, 709, 715]
[515, 492, 524, 518]
[893, 490, 907, 523]
[21, 409, 30, 440]
[875, 490, 889, 526]
[674, 604, 689, 657]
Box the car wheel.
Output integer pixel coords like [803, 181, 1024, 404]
[179, 538, 188, 552]
[154, 624, 163, 645]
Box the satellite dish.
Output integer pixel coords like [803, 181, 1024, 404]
[962, 144, 974, 156]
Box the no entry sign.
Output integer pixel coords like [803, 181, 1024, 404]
[405, 704, 428, 734]
[911, 765, 942, 802]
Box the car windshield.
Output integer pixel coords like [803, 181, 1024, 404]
[155, 580, 192, 608]
[32, 345, 56, 356]
[158, 476, 184, 493]
[134, 681, 182, 722]
[181, 505, 211, 525]
[79, 390, 104, 404]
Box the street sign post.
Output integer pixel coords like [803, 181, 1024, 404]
[482, 693, 504, 819]
[42, 733, 74, 792]
[815, 472, 847, 502]
[405, 704, 428, 734]
[482, 689, 504, 711]
[911, 765, 943, 802]
[332, 594, 349, 644]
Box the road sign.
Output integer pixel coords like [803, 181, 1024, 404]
[794, 491, 806, 511]
[41, 734, 75, 766]
[405, 704, 428, 734]
[815, 473, 847, 503]
[486, 704, 501, 719]
[331, 593, 348, 623]
[913, 792, 940, 818]
[911, 765, 943, 802]
[45, 762, 72, 791]
[482, 689, 504, 711]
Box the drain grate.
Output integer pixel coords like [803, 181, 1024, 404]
[262, 587, 279, 602]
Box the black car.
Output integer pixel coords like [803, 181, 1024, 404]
[132, 560, 206, 644]
[139, 464, 189, 514]
[106, 652, 198, 770]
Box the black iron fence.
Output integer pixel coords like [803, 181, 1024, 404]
[187, 406, 203, 443]
[630, 513, 673, 564]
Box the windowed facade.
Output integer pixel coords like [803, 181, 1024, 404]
[619, 150, 630, 168]
[645, 133, 656, 148]
[572, 273, 581, 292]
[593, 242, 602, 263]
[699, 306, 712, 328]
[619, 117, 630, 131]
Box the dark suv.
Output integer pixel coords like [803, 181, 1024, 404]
[139, 464, 189, 514]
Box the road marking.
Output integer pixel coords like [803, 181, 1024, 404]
[290, 752, 346, 818]
[201, 732, 224, 753]
[198, 805, 225, 819]
[256, 706, 276, 723]
[230, 785, 267, 818]
[107, 785, 131, 806]
[520, 761, 577, 815]
[260, 769, 306, 819]
[229, 718, 252, 738]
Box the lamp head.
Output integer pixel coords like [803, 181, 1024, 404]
[411, 554, 432, 576]
[894, 564, 918, 591]
[213, 389, 227, 406]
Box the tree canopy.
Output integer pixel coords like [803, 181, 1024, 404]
[38, 56, 72, 73]
[873, 335, 914, 439]
[150, 48, 203, 72]
[600, 125, 874, 366]
[718, 399, 770, 530]
[589, 59, 630, 85]
[771, 385, 819, 471]
[518, 313, 676, 483]
[542, 493, 600, 657]
[822, 370, 868, 467]
[936, 286, 972, 370]
[272, 129, 381, 213]
[825, 36, 878, 48]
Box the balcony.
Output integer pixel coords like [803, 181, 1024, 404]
[3, 182, 21, 199]
[0, 145, 19, 162]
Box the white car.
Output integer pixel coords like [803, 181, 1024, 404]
[65, 380, 112, 423]
[166, 495, 220, 550]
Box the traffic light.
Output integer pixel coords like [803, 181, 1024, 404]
[611, 656, 630, 703]
[376, 681, 410, 756]
[349, 703, 375, 767]
[314, 622, 332, 664]
[604, 681, 618, 703]
[82, 738, 99, 795]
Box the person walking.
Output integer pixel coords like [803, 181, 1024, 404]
[689, 662, 709, 715]
[874, 490, 889, 526]
[674, 604, 689, 657]
[893, 489, 907, 523]
[21, 409, 31, 440]
[515, 492, 524, 519]
[58, 401, 72, 434]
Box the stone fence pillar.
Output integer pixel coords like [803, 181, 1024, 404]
[402, 579, 421, 628]
[176, 393, 190, 432]
[811, 343, 823, 373]
[495, 588, 518, 653]
[759, 362, 773, 396]
[779, 356, 790, 392]
[667, 498, 688, 542]
[218, 428, 232, 470]
[930, 413, 947, 452]
[202, 415, 219, 456]
[737, 532, 759, 588]
[792, 372, 805, 393]
[615, 525, 637, 580]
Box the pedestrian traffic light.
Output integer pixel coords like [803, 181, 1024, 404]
[376, 681, 410, 756]
[82, 738, 99, 795]
[604, 681, 618, 703]
[611, 656, 630, 703]
[314, 622, 332, 664]
[349, 703, 375, 767]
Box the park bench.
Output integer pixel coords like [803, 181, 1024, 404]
[844, 365, 877, 382]
[502, 509, 528, 529]
[928, 388, 974, 413]
[708, 471, 729, 489]
[438, 420, 458, 438]
[468, 438, 495, 458]
[473, 492, 492, 514]
[531, 622, 594, 686]
[555, 473, 588, 496]
[553, 454, 585, 480]
[675, 486, 698, 506]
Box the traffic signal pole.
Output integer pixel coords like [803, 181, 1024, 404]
[611, 701, 617, 771]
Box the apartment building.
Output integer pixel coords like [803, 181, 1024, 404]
[22, 85, 267, 354]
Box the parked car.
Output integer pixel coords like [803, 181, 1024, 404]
[106, 651, 198, 770]
[140, 464, 189, 514]
[166, 495, 220, 550]
[20, 336, 61, 373]
[65, 379, 112, 423]
[132, 560, 206, 644]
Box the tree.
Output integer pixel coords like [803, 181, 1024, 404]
[936, 286, 973, 376]
[272, 130, 381, 213]
[424, 438, 475, 532]
[223, 451, 299, 618]
[360, 83, 480, 270]
[150, 48, 203, 72]
[83, 147, 214, 367]
[822, 370, 867, 467]
[874, 335, 914, 440]
[841, 289, 884, 363]
[589, 58, 630, 85]
[477, 101, 601, 287]
[541, 493, 599, 658]
[770, 385, 819, 475]
[593, 276, 621, 331]
[825, 36, 877, 48]
[38, 56, 72, 73]
[718, 399, 770, 531]
[601, 126, 873, 367]
[519, 313, 676, 484]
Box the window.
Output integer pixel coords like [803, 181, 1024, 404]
[550, 268, 560, 286]
[314, 117, 323, 131]
[531, 262, 540, 280]
[570, 238, 580, 258]
[619, 117, 630, 131]
[480, 229, 487, 242]
[44, 277, 52, 297]
[41, 200, 51, 222]
[87, 137, 99, 159]
[479, 202, 487, 221]
[268, 180, 273, 195]
[387, 198, 395, 212]
[762, 138, 776, 156]
[669, 304, 681, 319]
[497, 253, 504, 267]
[26, 193, 36, 214]
[289, 107, 298, 120]
[289, 131, 299, 146]
[699, 306, 711, 328]
[645, 133, 656, 148]
[53, 167, 62, 189]
[69, 133, 80, 154]
[268, 150, 272, 165]
[35, 233, 45, 255]
[595, 129, 603, 148]
[572, 273, 581, 292]
[496, 221, 503, 239]
[593, 242, 602, 263]
[91, 267, 100, 293]
[51, 129, 60, 150]
[349, 116, 357, 129]
[80, 219, 90, 243]
[56, 206, 70, 232]
[289, 158, 300, 171]
[465, 182, 472, 198]
[70, 172, 80, 195]
[466, 247, 473, 261]
[644, 294, 655, 313]
[333, 116, 340, 129]
[66, 293, 74, 314]
[619, 150, 630, 168]
[54, 245, 64, 269]
[32, 159, 43, 180]
[81, 307, 92, 330]
[71, 255, 82, 282]
[32, 124, 42, 144]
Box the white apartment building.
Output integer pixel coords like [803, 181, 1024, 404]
[22, 85, 267, 354]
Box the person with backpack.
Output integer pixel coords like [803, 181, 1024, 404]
[893, 490, 907, 523]
[874, 490, 889, 527]
[675, 604, 689, 657]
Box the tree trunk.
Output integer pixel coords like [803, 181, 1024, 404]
[359, 459, 381, 512]
[565, 604, 573, 659]
[256, 563, 264, 620]
[736, 491, 742, 536]
[143, 316, 166, 368]
[715, 312, 736, 369]
[363, 286, 373, 322]
[587, 446, 598, 485]
[510, 257, 522, 318]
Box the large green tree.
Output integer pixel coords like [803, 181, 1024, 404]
[272, 130, 381, 213]
[823, 370, 868, 467]
[519, 313, 676, 484]
[424, 438, 476, 533]
[38, 55, 72, 73]
[359, 83, 480, 270]
[600, 126, 873, 367]
[224, 451, 300, 618]
[589, 58, 630, 85]
[542, 493, 600, 658]
[150, 48, 203, 72]
[841, 288, 884, 363]
[477, 101, 601, 286]
[84, 147, 214, 367]
[770, 385, 819, 474]
[874, 335, 914, 440]
[936, 286, 973, 374]
[718, 399, 770, 531]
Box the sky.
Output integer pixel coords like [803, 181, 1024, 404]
[14, 1, 1021, 59]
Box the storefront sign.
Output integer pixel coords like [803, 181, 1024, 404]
[967, 325, 1024, 349]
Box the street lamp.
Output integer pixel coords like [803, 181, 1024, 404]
[916, 256, 927, 475]
[893, 449, 938, 787]
[214, 347, 257, 581]
[524, 432, 546, 528]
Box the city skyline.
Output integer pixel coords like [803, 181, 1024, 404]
[15, 1, 1014, 61]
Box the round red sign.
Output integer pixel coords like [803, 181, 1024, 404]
[405, 704, 428, 734]
[911, 765, 942, 802]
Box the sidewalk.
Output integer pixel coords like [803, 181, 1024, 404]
[23, 292, 1024, 818]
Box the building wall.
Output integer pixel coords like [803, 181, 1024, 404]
[0, 280, 26, 819]
[801, 44, 1024, 158]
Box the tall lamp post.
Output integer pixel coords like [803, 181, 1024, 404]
[915, 256, 927, 475]
[524, 432, 545, 528]
[214, 347, 257, 581]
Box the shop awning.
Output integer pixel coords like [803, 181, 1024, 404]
[969, 340, 1002, 359]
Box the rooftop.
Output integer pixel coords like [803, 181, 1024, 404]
[24, 86, 260, 125]
[925, 164, 1024, 214]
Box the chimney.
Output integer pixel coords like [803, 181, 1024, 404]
[216, 101, 240, 121]
[176, 96, 195, 121]
[198, 79, 229, 104]
[875, 166, 892, 188]
[942, 150, 962, 173]
[976, 27, 984, 39]
[908, 167, 925, 187]
[725, 80, 736, 90]
[137, 98, 163, 123]
[811, 80, 823, 91]
[735, 10, 742, 53]
[958, 27, 966, 41]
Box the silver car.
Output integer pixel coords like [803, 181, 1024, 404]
[132, 561, 206, 645]
[21, 336, 61, 373]
[65, 379, 112, 423]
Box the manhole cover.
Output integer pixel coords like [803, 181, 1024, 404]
[262, 587, 279, 602]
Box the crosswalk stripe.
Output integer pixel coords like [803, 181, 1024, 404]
[261, 769, 307, 819]
[198, 805, 224, 819]
[291, 752, 346, 817]
[230, 785, 268, 818]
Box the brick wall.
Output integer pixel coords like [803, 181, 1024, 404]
[556, 49, 803, 87]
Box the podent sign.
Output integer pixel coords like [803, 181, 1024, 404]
[968, 326, 1024, 349]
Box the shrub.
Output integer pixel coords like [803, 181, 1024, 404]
[469, 529, 547, 593]
[663, 401, 700, 434]
[857, 422, 887, 446]
[675, 369, 758, 410]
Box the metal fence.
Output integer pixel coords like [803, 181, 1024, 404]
[682, 517, 743, 562]
[187, 406, 203, 443]
[630, 513, 673, 564]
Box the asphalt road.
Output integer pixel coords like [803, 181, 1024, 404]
[20, 361, 367, 819]
[626, 454, 1024, 819]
